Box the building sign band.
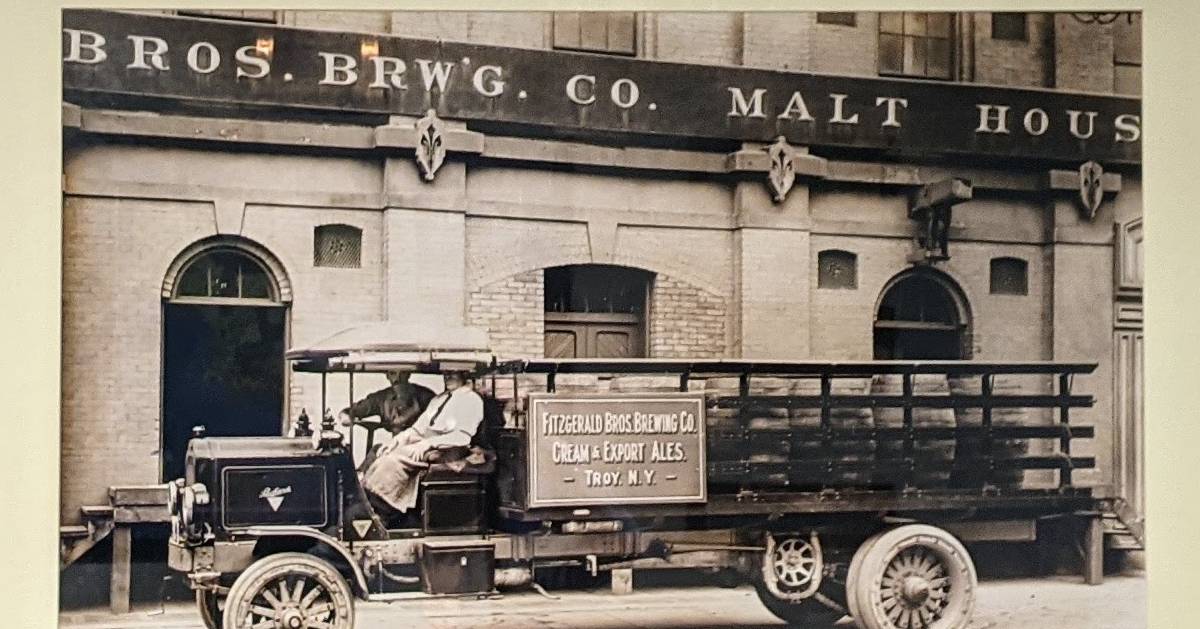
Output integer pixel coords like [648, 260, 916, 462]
[527, 394, 706, 508]
[63, 10, 1141, 165]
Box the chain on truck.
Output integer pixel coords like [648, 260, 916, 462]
[165, 322, 1102, 629]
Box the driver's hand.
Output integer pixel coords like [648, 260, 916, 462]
[338, 411, 352, 427]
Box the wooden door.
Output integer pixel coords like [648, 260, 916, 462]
[544, 312, 643, 358]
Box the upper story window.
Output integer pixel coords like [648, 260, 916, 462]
[553, 12, 637, 56]
[878, 12, 955, 80]
[176, 10, 279, 24]
[991, 12, 1028, 41]
[816, 12, 857, 27]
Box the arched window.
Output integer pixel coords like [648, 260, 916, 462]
[874, 269, 971, 359]
[818, 249, 858, 289]
[989, 257, 1028, 295]
[173, 248, 278, 303]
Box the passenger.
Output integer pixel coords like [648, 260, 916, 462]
[362, 370, 484, 520]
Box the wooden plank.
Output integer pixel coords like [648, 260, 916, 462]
[113, 505, 171, 524]
[109, 485, 169, 506]
[110, 526, 132, 614]
[80, 505, 114, 519]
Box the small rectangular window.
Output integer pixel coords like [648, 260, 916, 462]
[554, 12, 637, 55]
[314, 224, 363, 269]
[818, 250, 858, 290]
[991, 13, 1028, 41]
[817, 13, 857, 27]
[990, 257, 1028, 295]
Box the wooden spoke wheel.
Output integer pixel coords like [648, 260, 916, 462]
[222, 553, 355, 629]
[755, 534, 845, 627]
[196, 589, 224, 629]
[847, 525, 976, 629]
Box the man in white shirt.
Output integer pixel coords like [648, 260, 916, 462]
[362, 371, 484, 515]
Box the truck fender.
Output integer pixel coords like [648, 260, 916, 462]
[244, 526, 370, 597]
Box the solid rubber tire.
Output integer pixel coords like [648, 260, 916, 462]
[849, 525, 977, 629]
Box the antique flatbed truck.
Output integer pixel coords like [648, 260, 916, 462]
[166, 324, 1101, 629]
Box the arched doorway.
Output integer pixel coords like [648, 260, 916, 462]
[160, 241, 290, 481]
[873, 269, 971, 360]
[543, 265, 653, 358]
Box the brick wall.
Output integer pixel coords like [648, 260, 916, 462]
[466, 270, 545, 359]
[741, 13, 810, 70]
[973, 13, 1054, 88]
[465, 269, 729, 360]
[649, 274, 729, 358]
[61, 144, 389, 521]
[388, 11, 550, 48]
[290, 10, 390, 34]
[808, 13, 879, 76]
[651, 12, 742, 66]
[274, 10, 1128, 95]
[60, 196, 213, 522]
[1053, 14, 1116, 92]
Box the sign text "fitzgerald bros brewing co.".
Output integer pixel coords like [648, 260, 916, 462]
[528, 394, 706, 508]
[63, 10, 1141, 165]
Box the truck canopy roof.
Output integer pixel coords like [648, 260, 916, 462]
[286, 321, 493, 373]
[494, 358, 1097, 377]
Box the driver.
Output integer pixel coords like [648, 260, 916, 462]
[361, 370, 484, 517]
[339, 370, 436, 435]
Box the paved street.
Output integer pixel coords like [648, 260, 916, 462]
[60, 574, 1145, 629]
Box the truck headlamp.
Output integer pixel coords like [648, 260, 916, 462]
[180, 482, 210, 539]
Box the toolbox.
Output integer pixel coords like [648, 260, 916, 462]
[419, 539, 496, 595]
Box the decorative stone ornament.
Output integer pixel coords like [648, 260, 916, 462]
[1078, 160, 1104, 220]
[414, 109, 446, 182]
[766, 136, 796, 203]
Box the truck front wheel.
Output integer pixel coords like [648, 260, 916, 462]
[222, 552, 356, 629]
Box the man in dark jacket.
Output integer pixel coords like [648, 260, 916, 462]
[338, 370, 436, 434]
[338, 371, 435, 471]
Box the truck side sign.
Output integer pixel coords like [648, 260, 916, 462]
[527, 393, 707, 508]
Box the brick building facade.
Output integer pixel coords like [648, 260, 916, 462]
[59, 9, 1143, 554]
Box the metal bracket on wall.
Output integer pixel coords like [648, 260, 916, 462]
[908, 178, 973, 263]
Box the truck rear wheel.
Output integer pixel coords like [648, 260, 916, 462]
[222, 552, 355, 629]
[846, 525, 976, 629]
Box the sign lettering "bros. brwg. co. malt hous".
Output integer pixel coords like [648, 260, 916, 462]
[528, 394, 706, 508]
[63, 10, 1142, 165]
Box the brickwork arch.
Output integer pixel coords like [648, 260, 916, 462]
[467, 265, 729, 360]
[465, 219, 732, 299]
[161, 235, 293, 303]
